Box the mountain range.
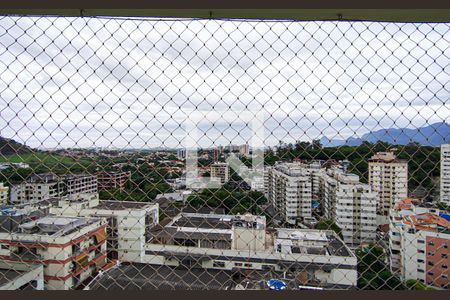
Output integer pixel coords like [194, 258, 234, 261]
[320, 122, 450, 147]
[0, 136, 33, 155]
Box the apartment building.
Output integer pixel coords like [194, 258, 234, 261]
[389, 198, 450, 289]
[368, 152, 408, 220]
[0, 183, 8, 205]
[64, 174, 98, 196]
[145, 212, 357, 289]
[319, 167, 378, 247]
[441, 144, 450, 206]
[10, 173, 63, 205]
[239, 144, 250, 156]
[265, 162, 312, 225]
[48, 194, 159, 263]
[10, 173, 97, 205]
[96, 171, 131, 191]
[210, 162, 229, 184]
[0, 215, 108, 290]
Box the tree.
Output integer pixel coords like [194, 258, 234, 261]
[315, 219, 343, 240]
[355, 243, 405, 290]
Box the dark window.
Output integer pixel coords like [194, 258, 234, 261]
[213, 261, 225, 268]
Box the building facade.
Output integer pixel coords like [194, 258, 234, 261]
[389, 198, 450, 289]
[319, 167, 378, 247]
[10, 173, 97, 205]
[210, 162, 229, 184]
[368, 152, 408, 220]
[441, 144, 450, 206]
[48, 195, 159, 264]
[0, 216, 108, 290]
[145, 212, 357, 289]
[0, 183, 8, 205]
[96, 171, 131, 191]
[10, 173, 63, 205]
[265, 163, 312, 225]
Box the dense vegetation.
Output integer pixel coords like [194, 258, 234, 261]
[315, 219, 343, 239]
[0, 136, 32, 155]
[356, 243, 404, 290]
[187, 184, 268, 215]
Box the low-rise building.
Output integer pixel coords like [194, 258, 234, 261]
[145, 212, 357, 289]
[210, 162, 229, 184]
[389, 198, 450, 289]
[0, 215, 108, 290]
[10, 173, 97, 205]
[0, 261, 44, 290]
[96, 171, 131, 191]
[48, 194, 159, 263]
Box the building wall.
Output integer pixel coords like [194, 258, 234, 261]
[66, 175, 98, 195]
[0, 183, 9, 205]
[0, 263, 44, 290]
[50, 202, 159, 264]
[10, 182, 59, 205]
[1, 219, 107, 290]
[320, 170, 377, 246]
[266, 166, 312, 225]
[368, 157, 408, 218]
[426, 235, 450, 288]
[441, 144, 450, 206]
[143, 243, 357, 288]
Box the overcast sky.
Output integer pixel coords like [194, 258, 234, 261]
[0, 16, 449, 149]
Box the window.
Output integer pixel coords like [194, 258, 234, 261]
[428, 241, 435, 246]
[418, 240, 425, 244]
[442, 253, 448, 259]
[234, 263, 242, 267]
[213, 261, 225, 268]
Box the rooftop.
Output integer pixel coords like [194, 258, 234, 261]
[402, 213, 450, 232]
[168, 213, 266, 230]
[368, 151, 408, 164]
[87, 263, 235, 290]
[0, 262, 42, 289]
[17, 216, 100, 237]
[95, 200, 155, 210]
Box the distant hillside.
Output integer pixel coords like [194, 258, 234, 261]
[0, 136, 33, 156]
[321, 122, 450, 147]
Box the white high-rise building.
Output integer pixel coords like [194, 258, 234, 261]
[368, 151, 408, 219]
[265, 162, 312, 225]
[319, 167, 378, 246]
[441, 144, 450, 206]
